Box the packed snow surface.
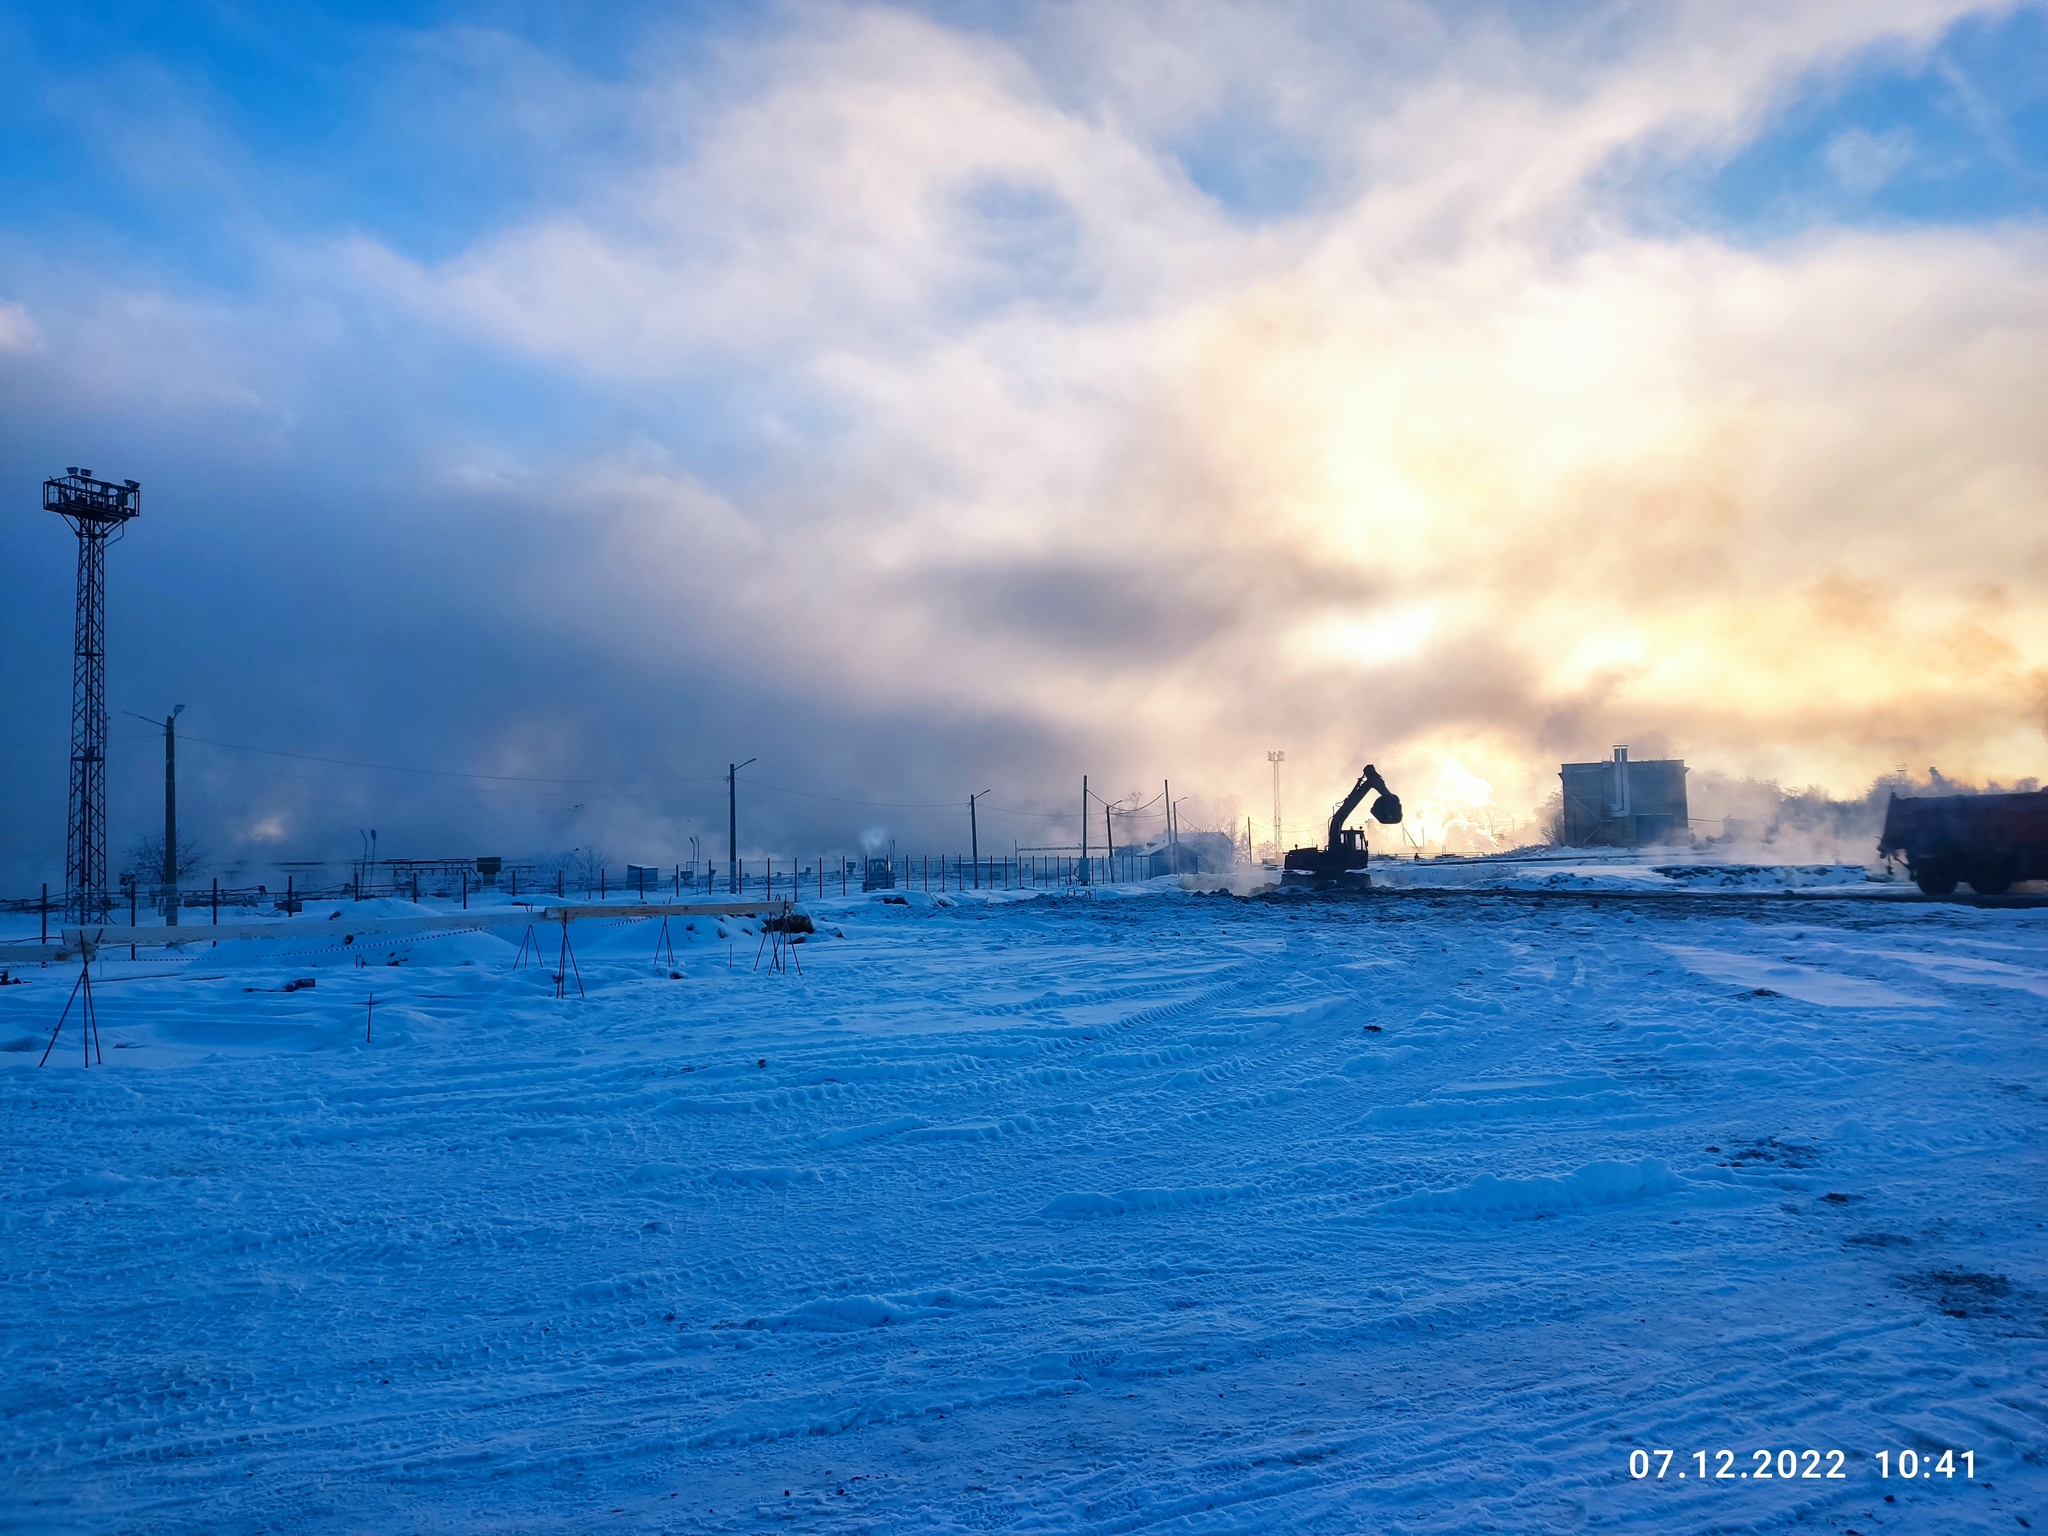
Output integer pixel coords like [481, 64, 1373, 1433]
[1, 885, 2042, 1532]
[1365, 853, 1888, 893]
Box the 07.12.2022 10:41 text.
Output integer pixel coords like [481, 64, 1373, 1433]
[1626, 1448, 1976, 1483]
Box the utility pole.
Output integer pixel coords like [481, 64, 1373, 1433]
[1080, 775, 1089, 883]
[728, 758, 755, 894]
[1267, 750, 1285, 861]
[1163, 779, 1173, 872]
[162, 705, 183, 925]
[969, 790, 989, 888]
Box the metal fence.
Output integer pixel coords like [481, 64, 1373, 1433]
[3, 849, 1187, 932]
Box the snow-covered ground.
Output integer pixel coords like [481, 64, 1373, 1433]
[1362, 850, 1892, 894]
[2, 884, 2042, 1533]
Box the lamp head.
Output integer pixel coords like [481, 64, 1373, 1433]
[172, 704, 185, 717]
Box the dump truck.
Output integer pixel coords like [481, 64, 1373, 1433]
[1877, 789, 2048, 896]
[1281, 765, 1403, 890]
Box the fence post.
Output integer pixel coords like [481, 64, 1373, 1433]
[213, 876, 220, 924]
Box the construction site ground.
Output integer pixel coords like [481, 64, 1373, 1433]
[2, 881, 2041, 1533]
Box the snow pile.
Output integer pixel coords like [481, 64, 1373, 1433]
[777, 1289, 975, 1331]
[1366, 855, 1883, 893]
[1652, 862, 1874, 890]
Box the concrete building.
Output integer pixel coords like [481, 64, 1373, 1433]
[1560, 746, 1690, 847]
[1140, 830, 1237, 877]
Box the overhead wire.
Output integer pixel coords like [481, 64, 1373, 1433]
[117, 729, 1183, 827]
[168, 732, 726, 786]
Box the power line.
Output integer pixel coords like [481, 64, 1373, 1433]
[737, 777, 1073, 819]
[172, 732, 727, 787]
[131, 729, 1175, 824]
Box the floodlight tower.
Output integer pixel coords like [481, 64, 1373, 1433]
[1267, 750, 1284, 861]
[43, 468, 140, 923]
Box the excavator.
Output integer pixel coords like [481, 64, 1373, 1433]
[1281, 764, 1404, 890]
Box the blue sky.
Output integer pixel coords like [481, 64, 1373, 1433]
[3, 1, 2045, 884]
[9, 4, 2043, 283]
[1686, 6, 2048, 231]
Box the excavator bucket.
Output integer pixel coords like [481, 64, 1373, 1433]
[1371, 793, 1403, 825]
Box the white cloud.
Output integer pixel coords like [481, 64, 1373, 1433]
[1823, 124, 1918, 194]
[0, 301, 42, 354]
[338, 1, 2048, 811]
[7, 0, 2042, 850]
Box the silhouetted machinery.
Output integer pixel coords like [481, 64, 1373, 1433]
[1877, 787, 2048, 897]
[1282, 764, 1403, 890]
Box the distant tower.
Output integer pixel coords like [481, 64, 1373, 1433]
[44, 468, 141, 922]
[1267, 750, 1285, 857]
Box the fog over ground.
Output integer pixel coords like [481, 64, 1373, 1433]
[2, 1, 2044, 886]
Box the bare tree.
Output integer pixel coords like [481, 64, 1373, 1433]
[127, 832, 206, 882]
[532, 846, 612, 894]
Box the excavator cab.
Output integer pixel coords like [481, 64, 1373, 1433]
[1281, 765, 1402, 890]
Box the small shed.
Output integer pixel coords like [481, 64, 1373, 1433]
[1560, 747, 1689, 847]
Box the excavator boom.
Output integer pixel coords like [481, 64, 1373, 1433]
[1281, 764, 1403, 890]
[1326, 764, 1401, 850]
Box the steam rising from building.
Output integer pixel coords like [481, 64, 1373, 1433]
[0, 3, 2043, 881]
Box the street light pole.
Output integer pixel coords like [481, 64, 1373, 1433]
[728, 758, 756, 895]
[969, 790, 989, 887]
[163, 704, 184, 925]
[1080, 775, 1089, 883]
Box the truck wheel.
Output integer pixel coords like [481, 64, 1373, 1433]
[1968, 864, 2012, 897]
[1913, 862, 1959, 897]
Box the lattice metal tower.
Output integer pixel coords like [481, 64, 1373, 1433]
[44, 468, 141, 922]
[1267, 750, 1284, 858]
